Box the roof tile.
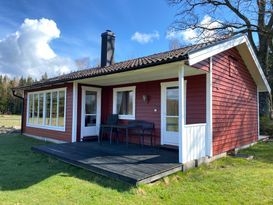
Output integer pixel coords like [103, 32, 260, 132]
[16, 37, 232, 90]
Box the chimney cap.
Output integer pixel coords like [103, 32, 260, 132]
[101, 30, 115, 37]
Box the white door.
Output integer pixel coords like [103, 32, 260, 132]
[81, 86, 101, 140]
[161, 81, 186, 146]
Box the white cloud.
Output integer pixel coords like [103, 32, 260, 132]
[0, 18, 75, 79]
[166, 29, 185, 40]
[131, 31, 159, 44]
[166, 15, 222, 44]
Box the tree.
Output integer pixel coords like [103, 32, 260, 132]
[41, 72, 48, 81]
[75, 57, 90, 70]
[168, 0, 273, 72]
[26, 76, 34, 85]
[168, 0, 273, 114]
[169, 38, 182, 50]
[0, 75, 32, 114]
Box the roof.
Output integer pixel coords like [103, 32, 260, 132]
[14, 40, 218, 90]
[15, 35, 271, 93]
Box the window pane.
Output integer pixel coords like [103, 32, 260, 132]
[33, 94, 39, 124]
[85, 115, 96, 127]
[166, 87, 178, 116]
[85, 91, 97, 114]
[45, 93, 51, 125]
[116, 91, 133, 115]
[58, 91, 65, 127]
[51, 91, 58, 126]
[38, 93, 44, 125]
[166, 117, 178, 132]
[28, 94, 33, 124]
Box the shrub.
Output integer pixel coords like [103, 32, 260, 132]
[260, 115, 273, 136]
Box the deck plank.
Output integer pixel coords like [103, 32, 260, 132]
[32, 141, 182, 184]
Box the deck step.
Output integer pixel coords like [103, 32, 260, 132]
[82, 136, 98, 141]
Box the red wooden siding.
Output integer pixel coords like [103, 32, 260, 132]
[210, 48, 258, 155]
[186, 75, 206, 124]
[99, 75, 206, 145]
[23, 83, 73, 142]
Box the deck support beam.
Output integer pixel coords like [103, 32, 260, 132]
[178, 63, 186, 163]
[206, 57, 213, 157]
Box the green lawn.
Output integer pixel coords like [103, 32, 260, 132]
[0, 134, 273, 205]
[0, 115, 21, 128]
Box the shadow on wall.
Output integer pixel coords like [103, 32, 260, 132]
[212, 48, 258, 154]
[0, 134, 132, 191]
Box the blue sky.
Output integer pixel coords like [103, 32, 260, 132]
[0, 0, 178, 65]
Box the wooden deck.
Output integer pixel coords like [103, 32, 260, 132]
[32, 141, 182, 185]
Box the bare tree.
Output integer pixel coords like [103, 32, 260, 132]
[169, 38, 182, 50]
[75, 57, 90, 70]
[168, 0, 273, 74]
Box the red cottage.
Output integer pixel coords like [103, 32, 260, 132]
[15, 32, 270, 165]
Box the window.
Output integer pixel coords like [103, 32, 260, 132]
[27, 88, 66, 131]
[45, 92, 51, 125]
[38, 93, 44, 124]
[113, 86, 136, 119]
[84, 91, 97, 127]
[51, 91, 58, 126]
[166, 87, 179, 132]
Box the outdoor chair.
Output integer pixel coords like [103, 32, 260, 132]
[99, 114, 119, 143]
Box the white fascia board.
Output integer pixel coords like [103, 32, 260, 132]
[244, 38, 271, 93]
[188, 35, 271, 94]
[188, 35, 246, 65]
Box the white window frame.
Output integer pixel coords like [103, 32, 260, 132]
[26, 88, 67, 132]
[113, 86, 136, 120]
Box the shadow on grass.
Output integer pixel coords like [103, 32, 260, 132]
[0, 134, 132, 192]
[239, 141, 273, 164]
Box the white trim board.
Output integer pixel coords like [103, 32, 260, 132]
[206, 57, 213, 157]
[188, 35, 246, 65]
[187, 35, 271, 93]
[71, 82, 78, 142]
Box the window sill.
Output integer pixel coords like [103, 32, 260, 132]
[26, 124, 65, 132]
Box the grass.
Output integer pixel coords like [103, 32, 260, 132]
[0, 134, 273, 205]
[0, 115, 21, 128]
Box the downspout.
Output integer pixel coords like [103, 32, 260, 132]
[12, 89, 24, 135]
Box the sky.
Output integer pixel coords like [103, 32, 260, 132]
[0, 0, 210, 79]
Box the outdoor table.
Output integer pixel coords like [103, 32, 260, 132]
[99, 124, 141, 145]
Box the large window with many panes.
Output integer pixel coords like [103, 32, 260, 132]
[27, 88, 66, 131]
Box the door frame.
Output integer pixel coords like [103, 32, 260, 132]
[160, 81, 187, 146]
[80, 86, 102, 140]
